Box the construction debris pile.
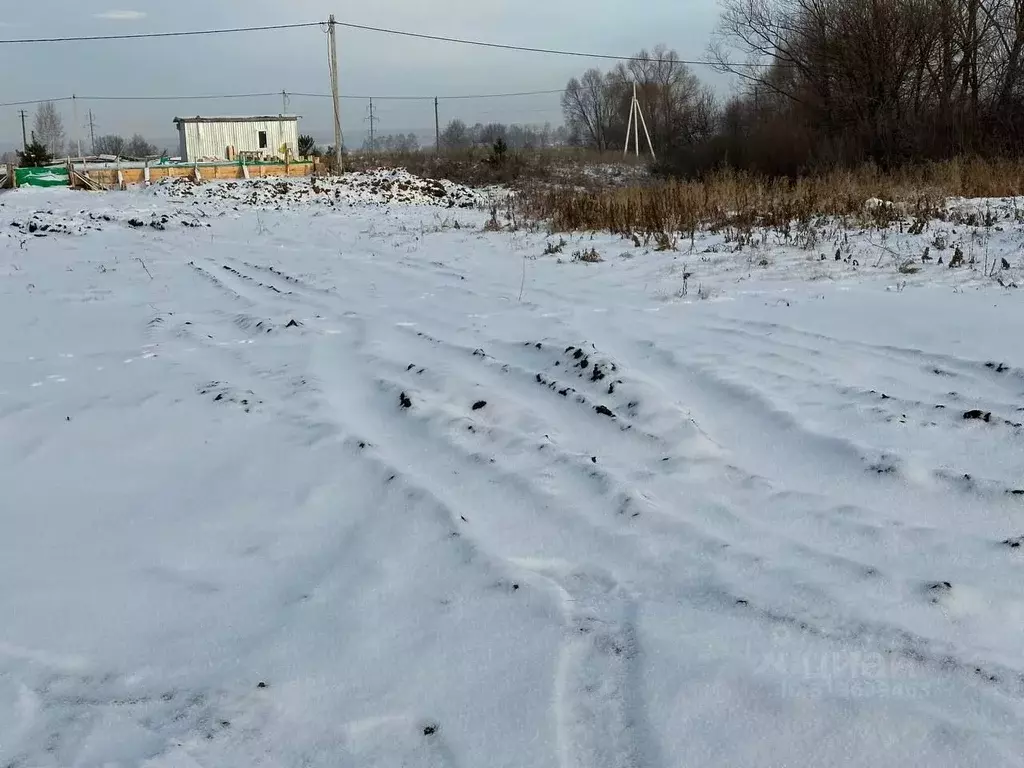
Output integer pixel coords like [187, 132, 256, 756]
[151, 169, 486, 209]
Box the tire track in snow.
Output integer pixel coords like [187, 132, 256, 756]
[319, 311, 953, 649]
[682, 320, 1024, 500]
[513, 562, 645, 768]
[614, 331, 1021, 513]
[133, 305, 557, 767]
[383, 325, 690, 460]
[186, 260, 252, 305]
[306, 330, 670, 768]
[222, 255, 339, 299]
[354, 324, 875, 573]
[705, 317, 1024, 398]
[622, 337, 886, 495]
[592, 330, 1024, 695]
[182, 248, 1024, 682]
[165, 241, 1024, 751]
[309, 328, 650, 557]
[697, 321, 1023, 414]
[337, 715, 464, 768]
[305, 317, 1000, 765]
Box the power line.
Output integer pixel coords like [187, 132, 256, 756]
[0, 21, 323, 45]
[0, 16, 768, 69]
[334, 20, 773, 68]
[0, 89, 566, 105]
[81, 92, 282, 102]
[0, 97, 72, 108]
[447, 89, 565, 101]
[290, 88, 564, 101]
[471, 106, 563, 119]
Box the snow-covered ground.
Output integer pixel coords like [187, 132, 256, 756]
[2, 177, 1023, 768]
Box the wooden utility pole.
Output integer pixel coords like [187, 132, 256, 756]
[72, 95, 83, 159]
[18, 110, 28, 150]
[327, 14, 344, 173]
[434, 97, 440, 154]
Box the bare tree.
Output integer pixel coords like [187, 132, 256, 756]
[124, 134, 158, 158]
[561, 69, 618, 150]
[94, 134, 127, 156]
[561, 48, 713, 153]
[440, 119, 471, 150]
[608, 46, 703, 151]
[716, 0, 1024, 160]
[478, 123, 508, 146]
[33, 102, 65, 157]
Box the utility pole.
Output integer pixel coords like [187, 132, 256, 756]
[327, 14, 343, 173]
[366, 97, 378, 153]
[18, 110, 28, 150]
[87, 110, 97, 154]
[434, 97, 440, 154]
[622, 82, 655, 161]
[72, 94, 82, 159]
[282, 90, 290, 115]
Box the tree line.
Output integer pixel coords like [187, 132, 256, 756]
[5, 101, 167, 167]
[562, 0, 1024, 175]
[92, 133, 163, 158]
[362, 132, 421, 153]
[439, 121, 570, 151]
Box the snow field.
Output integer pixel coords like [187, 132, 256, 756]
[1, 176, 1023, 767]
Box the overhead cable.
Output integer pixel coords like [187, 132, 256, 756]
[0, 22, 323, 44]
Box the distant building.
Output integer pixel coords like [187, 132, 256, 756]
[173, 115, 300, 163]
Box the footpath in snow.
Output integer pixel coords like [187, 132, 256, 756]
[1, 175, 1023, 768]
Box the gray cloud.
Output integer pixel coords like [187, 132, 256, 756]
[93, 10, 147, 21]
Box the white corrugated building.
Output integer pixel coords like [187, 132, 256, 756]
[173, 115, 300, 162]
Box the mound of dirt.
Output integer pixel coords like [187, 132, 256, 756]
[151, 169, 486, 209]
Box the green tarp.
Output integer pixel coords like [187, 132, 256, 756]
[15, 167, 70, 188]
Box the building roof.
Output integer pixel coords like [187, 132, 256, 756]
[173, 115, 300, 125]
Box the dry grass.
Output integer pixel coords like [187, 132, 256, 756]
[342, 147, 648, 188]
[514, 157, 1024, 235]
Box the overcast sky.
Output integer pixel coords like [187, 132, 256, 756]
[0, 0, 731, 150]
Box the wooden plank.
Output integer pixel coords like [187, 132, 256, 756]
[76, 161, 312, 190]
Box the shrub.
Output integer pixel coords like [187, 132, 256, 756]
[572, 248, 603, 263]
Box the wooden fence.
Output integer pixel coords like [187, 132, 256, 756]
[4, 160, 318, 190]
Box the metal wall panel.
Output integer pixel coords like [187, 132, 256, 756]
[176, 119, 300, 162]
